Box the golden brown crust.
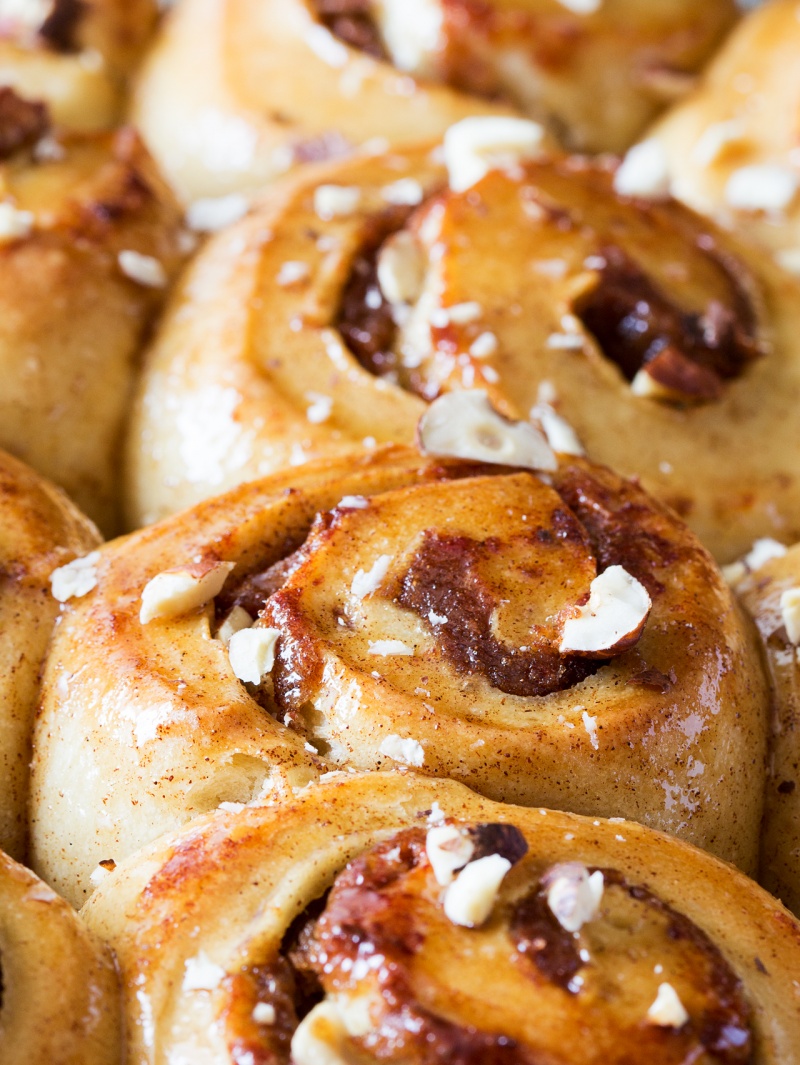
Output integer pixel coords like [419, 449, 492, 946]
[32, 447, 768, 905]
[81, 772, 800, 1064]
[126, 146, 800, 561]
[0, 449, 99, 860]
[737, 544, 800, 917]
[0, 122, 187, 533]
[0, 847, 120, 1065]
[650, 0, 800, 268]
[130, 0, 736, 200]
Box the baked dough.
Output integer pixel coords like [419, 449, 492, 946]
[82, 771, 800, 1064]
[126, 144, 800, 562]
[0, 113, 186, 533]
[649, 0, 800, 271]
[0, 449, 99, 860]
[32, 448, 768, 905]
[131, 0, 737, 200]
[0, 847, 119, 1065]
[737, 542, 800, 917]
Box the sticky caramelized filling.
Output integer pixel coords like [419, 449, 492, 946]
[38, 0, 84, 52]
[313, 0, 387, 59]
[0, 88, 49, 160]
[221, 825, 754, 1064]
[576, 244, 760, 402]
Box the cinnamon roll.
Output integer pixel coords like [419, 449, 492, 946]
[32, 447, 768, 904]
[0, 101, 187, 533]
[0, 448, 99, 861]
[0, 0, 157, 130]
[735, 542, 800, 917]
[82, 771, 800, 1064]
[0, 847, 120, 1065]
[125, 139, 800, 562]
[647, 0, 800, 271]
[131, 0, 737, 201]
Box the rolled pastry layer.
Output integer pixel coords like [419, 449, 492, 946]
[82, 771, 800, 1064]
[33, 447, 768, 904]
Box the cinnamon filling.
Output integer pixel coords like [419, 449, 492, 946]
[335, 204, 415, 382]
[313, 0, 387, 60]
[39, 0, 85, 52]
[576, 244, 760, 402]
[256, 826, 755, 1064]
[0, 88, 49, 160]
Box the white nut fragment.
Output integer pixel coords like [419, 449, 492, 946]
[613, 139, 671, 201]
[557, 0, 602, 12]
[722, 537, 787, 588]
[50, 550, 101, 602]
[418, 391, 557, 472]
[377, 230, 426, 304]
[426, 824, 475, 885]
[182, 952, 226, 992]
[780, 588, 800, 645]
[368, 639, 415, 656]
[313, 184, 362, 220]
[379, 734, 425, 767]
[725, 164, 799, 214]
[443, 116, 547, 193]
[372, 0, 444, 76]
[228, 626, 280, 684]
[305, 392, 333, 424]
[217, 605, 254, 646]
[381, 178, 425, 206]
[530, 404, 584, 456]
[559, 565, 651, 655]
[545, 862, 604, 932]
[581, 710, 599, 751]
[118, 249, 167, 288]
[469, 331, 498, 358]
[775, 249, 800, 276]
[139, 560, 234, 624]
[277, 260, 310, 286]
[0, 201, 34, 242]
[443, 853, 512, 927]
[647, 983, 689, 1028]
[291, 1001, 354, 1065]
[186, 193, 249, 232]
[351, 554, 393, 599]
[251, 1001, 277, 1025]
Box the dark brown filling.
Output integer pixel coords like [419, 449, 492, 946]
[335, 204, 413, 381]
[577, 244, 760, 402]
[313, 0, 387, 59]
[39, 0, 85, 52]
[395, 529, 600, 697]
[0, 87, 49, 160]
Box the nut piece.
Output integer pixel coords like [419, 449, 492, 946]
[722, 537, 787, 588]
[559, 565, 651, 656]
[313, 184, 362, 220]
[647, 983, 689, 1028]
[781, 588, 800, 645]
[182, 952, 226, 992]
[228, 626, 280, 684]
[530, 403, 584, 455]
[443, 853, 512, 927]
[291, 1001, 355, 1065]
[443, 116, 547, 193]
[139, 560, 235, 624]
[377, 231, 426, 305]
[186, 193, 249, 232]
[351, 554, 393, 599]
[418, 391, 557, 471]
[252, 1002, 276, 1025]
[50, 550, 101, 602]
[544, 862, 604, 932]
[425, 824, 475, 885]
[379, 734, 425, 766]
[725, 164, 799, 214]
[0, 201, 34, 242]
[613, 139, 671, 201]
[217, 605, 254, 646]
[118, 250, 167, 288]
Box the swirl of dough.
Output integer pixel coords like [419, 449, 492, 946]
[735, 542, 800, 917]
[130, 0, 737, 201]
[125, 142, 800, 562]
[81, 772, 800, 1064]
[0, 103, 187, 533]
[0, 448, 99, 860]
[0, 0, 158, 130]
[32, 447, 768, 905]
[648, 0, 800, 272]
[0, 847, 119, 1065]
